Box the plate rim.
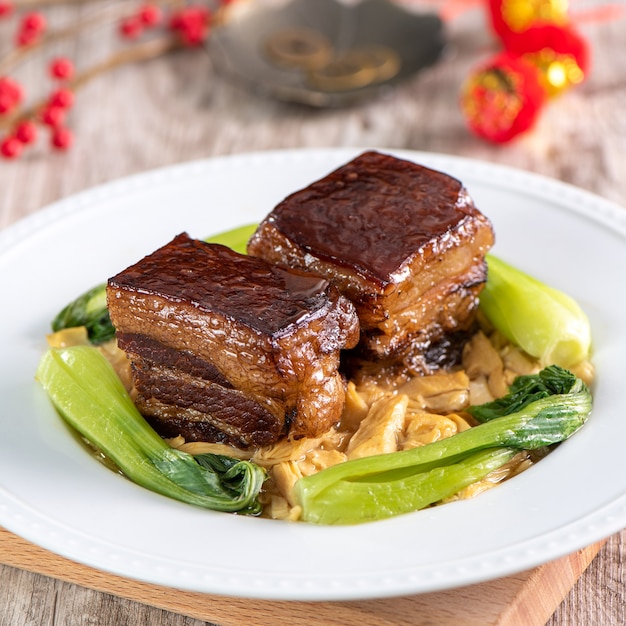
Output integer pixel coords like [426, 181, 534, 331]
[1, 147, 625, 601]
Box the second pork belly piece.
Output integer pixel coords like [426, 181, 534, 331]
[247, 151, 495, 374]
[106, 233, 360, 449]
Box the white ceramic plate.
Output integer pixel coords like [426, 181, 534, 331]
[1, 148, 625, 601]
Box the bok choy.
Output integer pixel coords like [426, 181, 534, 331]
[480, 255, 592, 368]
[204, 222, 257, 254]
[294, 366, 591, 525]
[37, 345, 265, 514]
[52, 283, 113, 344]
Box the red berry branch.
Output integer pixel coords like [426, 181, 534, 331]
[0, 0, 232, 159]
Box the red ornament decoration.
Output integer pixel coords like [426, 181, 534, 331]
[461, 0, 594, 142]
[460, 52, 546, 143]
[505, 22, 589, 96]
[488, 0, 569, 43]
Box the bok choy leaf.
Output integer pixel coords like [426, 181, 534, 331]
[294, 366, 591, 525]
[204, 222, 257, 254]
[51, 283, 113, 344]
[37, 345, 265, 514]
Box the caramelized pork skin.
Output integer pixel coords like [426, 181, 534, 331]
[107, 233, 360, 448]
[247, 151, 495, 374]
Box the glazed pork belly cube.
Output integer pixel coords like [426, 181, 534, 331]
[247, 151, 495, 374]
[106, 233, 360, 449]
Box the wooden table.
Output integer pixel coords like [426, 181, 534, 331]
[0, 1, 624, 624]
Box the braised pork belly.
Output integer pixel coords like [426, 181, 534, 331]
[247, 151, 495, 375]
[106, 233, 359, 448]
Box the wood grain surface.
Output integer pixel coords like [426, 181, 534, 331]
[0, 528, 609, 626]
[1, 1, 625, 625]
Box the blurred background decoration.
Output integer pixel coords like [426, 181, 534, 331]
[0, 0, 623, 160]
[460, 0, 596, 142]
[208, 0, 445, 107]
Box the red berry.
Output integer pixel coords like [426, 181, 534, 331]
[40, 105, 66, 127]
[139, 4, 162, 27]
[49, 57, 75, 80]
[16, 28, 40, 47]
[49, 88, 75, 109]
[182, 23, 208, 46]
[0, 94, 13, 114]
[188, 25, 208, 45]
[17, 11, 47, 46]
[0, 76, 23, 101]
[119, 15, 144, 39]
[1, 135, 22, 158]
[20, 11, 46, 33]
[0, 76, 23, 113]
[0, 2, 13, 19]
[51, 126, 73, 151]
[185, 6, 211, 27]
[14, 120, 38, 144]
[170, 6, 212, 46]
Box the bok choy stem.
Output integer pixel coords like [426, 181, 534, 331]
[294, 366, 592, 524]
[37, 346, 265, 514]
[297, 448, 518, 525]
[481, 255, 592, 367]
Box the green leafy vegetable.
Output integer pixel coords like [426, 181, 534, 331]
[204, 223, 258, 254]
[294, 366, 592, 525]
[480, 255, 592, 368]
[467, 364, 579, 423]
[37, 345, 265, 514]
[52, 283, 113, 344]
[297, 448, 518, 525]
